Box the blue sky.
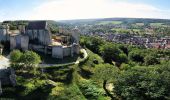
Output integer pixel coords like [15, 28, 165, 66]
[0, 0, 170, 21]
[118, 0, 170, 9]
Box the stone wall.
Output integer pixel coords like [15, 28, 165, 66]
[52, 44, 79, 59]
[63, 46, 71, 57]
[29, 44, 45, 53]
[21, 36, 29, 51]
[10, 35, 29, 51]
[10, 36, 16, 50]
[72, 44, 80, 54]
[52, 46, 63, 59]
[71, 31, 80, 44]
[0, 29, 7, 42]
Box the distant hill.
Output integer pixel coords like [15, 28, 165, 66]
[58, 18, 170, 25]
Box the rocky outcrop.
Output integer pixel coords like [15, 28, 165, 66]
[0, 67, 16, 95]
[0, 81, 2, 95]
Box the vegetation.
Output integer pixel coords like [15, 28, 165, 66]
[114, 64, 170, 100]
[2, 17, 170, 99]
[10, 50, 41, 74]
[80, 36, 170, 99]
[93, 64, 119, 99]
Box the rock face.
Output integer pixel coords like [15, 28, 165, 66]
[0, 68, 16, 95]
[0, 68, 16, 86]
[0, 81, 2, 95]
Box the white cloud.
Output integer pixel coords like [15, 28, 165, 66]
[27, 0, 170, 20]
[2, 0, 170, 21]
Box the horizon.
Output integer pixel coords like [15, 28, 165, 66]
[0, 0, 170, 21]
[1, 17, 170, 22]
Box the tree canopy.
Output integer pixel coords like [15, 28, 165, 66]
[10, 50, 41, 70]
[114, 64, 170, 100]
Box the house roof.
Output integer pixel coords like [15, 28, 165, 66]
[26, 21, 47, 30]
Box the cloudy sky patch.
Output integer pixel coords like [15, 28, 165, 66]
[0, 0, 170, 21]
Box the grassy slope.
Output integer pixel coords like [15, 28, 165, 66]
[77, 49, 110, 100]
[78, 49, 104, 78]
[1, 49, 110, 100]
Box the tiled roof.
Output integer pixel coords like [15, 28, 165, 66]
[26, 21, 47, 30]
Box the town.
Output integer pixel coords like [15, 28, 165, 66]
[70, 18, 170, 49]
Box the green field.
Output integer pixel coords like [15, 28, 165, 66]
[111, 28, 141, 33]
[150, 23, 164, 27]
[97, 21, 122, 25]
[136, 23, 144, 26]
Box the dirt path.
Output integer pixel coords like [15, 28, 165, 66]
[0, 56, 10, 69]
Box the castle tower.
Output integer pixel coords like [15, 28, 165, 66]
[59, 26, 63, 34]
[71, 26, 80, 44]
[18, 25, 26, 34]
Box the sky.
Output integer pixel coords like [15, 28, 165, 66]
[0, 0, 170, 21]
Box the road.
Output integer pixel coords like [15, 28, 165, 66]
[0, 56, 10, 69]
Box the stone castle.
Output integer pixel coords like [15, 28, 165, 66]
[0, 21, 80, 59]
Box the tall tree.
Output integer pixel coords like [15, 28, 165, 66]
[10, 50, 23, 64]
[114, 64, 170, 100]
[20, 51, 41, 68]
[93, 64, 119, 99]
[99, 43, 121, 63]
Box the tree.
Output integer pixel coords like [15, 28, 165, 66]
[89, 37, 104, 54]
[118, 53, 128, 64]
[10, 50, 23, 64]
[144, 54, 160, 66]
[128, 49, 144, 63]
[10, 50, 41, 73]
[93, 64, 119, 99]
[113, 64, 170, 100]
[20, 51, 41, 68]
[99, 43, 121, 63]
[118, 44, 128, 55]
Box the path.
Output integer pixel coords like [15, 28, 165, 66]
[0, 56, 10, 69]
[75, 49, 88, 64]
[40, 49, 88, 68]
